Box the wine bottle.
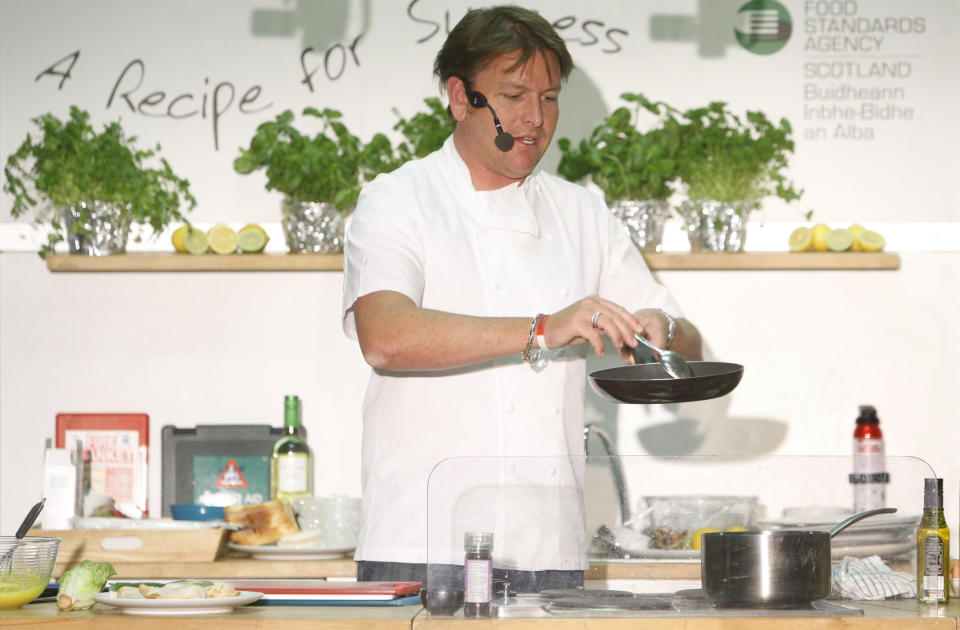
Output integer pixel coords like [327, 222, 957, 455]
[270, 395, 313, 501]
[917, 477, 949, 603]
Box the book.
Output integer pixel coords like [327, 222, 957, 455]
[56, 413, 149, 519]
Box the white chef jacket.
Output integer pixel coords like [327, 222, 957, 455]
[342, 136, 681, 570]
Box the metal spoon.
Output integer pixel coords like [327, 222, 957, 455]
[634, 333, 694, 379]
[0, 497, 46, 575]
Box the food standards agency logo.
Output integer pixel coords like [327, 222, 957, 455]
[735, 0, 793, 55]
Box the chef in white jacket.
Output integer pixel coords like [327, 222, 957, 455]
[342, 5, 702, 593]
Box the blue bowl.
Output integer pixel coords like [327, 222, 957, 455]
[170, 504, 225, 521]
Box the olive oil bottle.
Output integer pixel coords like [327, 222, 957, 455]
[917, 477, 949, 603]
[270, 395, 313, 501]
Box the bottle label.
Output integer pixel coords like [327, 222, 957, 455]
[277, 454, 309, 493]
[464, 558, 492, 603]
[922, 536, 945, 599]
[852, 437, 886, 511]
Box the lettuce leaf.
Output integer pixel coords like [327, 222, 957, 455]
[57, 560, 117, 610]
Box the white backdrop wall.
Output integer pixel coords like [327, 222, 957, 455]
[2, 0, 958, 225]
[1, 0, 959, 555]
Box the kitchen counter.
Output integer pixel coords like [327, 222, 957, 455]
[1, 599, 958, 629]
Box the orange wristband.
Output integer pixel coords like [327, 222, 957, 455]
[536, 314, 550, 351]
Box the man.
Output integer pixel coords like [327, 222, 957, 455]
[342, 6, 702, 591]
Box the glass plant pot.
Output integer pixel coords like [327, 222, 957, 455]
[678, 200, 756, 253]
[281, 198, 345, 254]
[62, 201, 132, 255]
[610, 200, 672, 253]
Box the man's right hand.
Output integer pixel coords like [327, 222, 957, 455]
[545, 296, 641, 362]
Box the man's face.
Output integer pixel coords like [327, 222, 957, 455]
[449, 49, 561, 190]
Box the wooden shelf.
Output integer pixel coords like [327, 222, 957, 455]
[44, 251, 900, 272]
[46, 252, 344, 272]
[643, 251, 900, 270]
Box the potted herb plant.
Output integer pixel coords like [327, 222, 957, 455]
[391, 97, 453, 163]
[675, 101, 803, 252]
[557, 93, 683, 252]
[4, 106, 195, 258]
[234, 107, 400, 254]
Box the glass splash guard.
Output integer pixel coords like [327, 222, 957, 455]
[424, 453, 940, 618]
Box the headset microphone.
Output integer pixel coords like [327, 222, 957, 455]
[468, 90, 515, 152]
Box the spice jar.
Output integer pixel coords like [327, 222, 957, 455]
[463, 531, 493, 617]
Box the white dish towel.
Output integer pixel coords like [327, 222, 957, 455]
[831, 554, 917, 600]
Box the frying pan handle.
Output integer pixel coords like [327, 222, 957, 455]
[829, 506, 897, 537]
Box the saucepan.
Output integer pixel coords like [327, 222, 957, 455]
[700, 507, 897, 606]
[588, 362, 743, 404]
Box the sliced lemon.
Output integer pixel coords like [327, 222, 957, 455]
[691, 527, 720, 551]
[788, 227, 813, 252]
[237, 224, 269, 253]
[811, 223, 830, 251]
[207, 224, 238, 255]
[171, 225, 189, 253]
[849, 224, 865, 251]
[726, 526, 747, 532]
[856, 229, 885, 252]
[826, 228, 854, 252]
[183, 227, 209, 255]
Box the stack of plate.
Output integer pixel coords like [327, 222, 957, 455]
[757, 510, 919, 560]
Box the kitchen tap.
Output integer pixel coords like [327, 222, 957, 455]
[583, 423, 630, 525]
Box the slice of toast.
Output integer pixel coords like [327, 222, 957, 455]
[225, 500, 299, 545]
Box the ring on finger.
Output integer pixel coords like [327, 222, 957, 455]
[591, 311, 602, 328]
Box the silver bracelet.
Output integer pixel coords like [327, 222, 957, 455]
[521, 314, 543, 363]
[658, 309, 678, 349]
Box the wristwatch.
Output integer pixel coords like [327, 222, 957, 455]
[659, 309, 678, 349]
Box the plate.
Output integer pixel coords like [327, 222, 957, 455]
[227, 542, 353, 560]
[92, 591, 262, 615]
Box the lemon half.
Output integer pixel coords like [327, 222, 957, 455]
[857, 229, 886, 252]
[207, 224, 239, 255]
[848, 224, 865, 251]
[171, 225, 189, 253]
[237, 224, 269, 253]
[691, 527, 720, 551]
[183, 227, 208, 255]
[811, 224, 830, 251]
[826, 228, 854, 252]
[788, 227, 813, 252]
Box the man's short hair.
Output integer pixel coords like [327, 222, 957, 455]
[434, 6, 574, 90]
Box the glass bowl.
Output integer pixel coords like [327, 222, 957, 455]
[0, 537, 61, 609]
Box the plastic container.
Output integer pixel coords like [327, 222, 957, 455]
[641, 495, 757, 549]
[170, 504, 226, 521]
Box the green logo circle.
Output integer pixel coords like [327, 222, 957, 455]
[735, 0, 792, 55]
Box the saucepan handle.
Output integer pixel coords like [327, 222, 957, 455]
[829, 506, 897, 537]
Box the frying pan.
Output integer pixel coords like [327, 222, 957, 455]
[588, 362, 743, 404]
[700, 507, 897, 606]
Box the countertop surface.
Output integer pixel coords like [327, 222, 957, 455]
[2, 599, 958, 629]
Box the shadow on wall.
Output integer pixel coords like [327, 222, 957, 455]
[250, 0, 367, 47]
[585, 337, 788, 457]
[650, 0, 741, 58]
[541, 67, 609, 176]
